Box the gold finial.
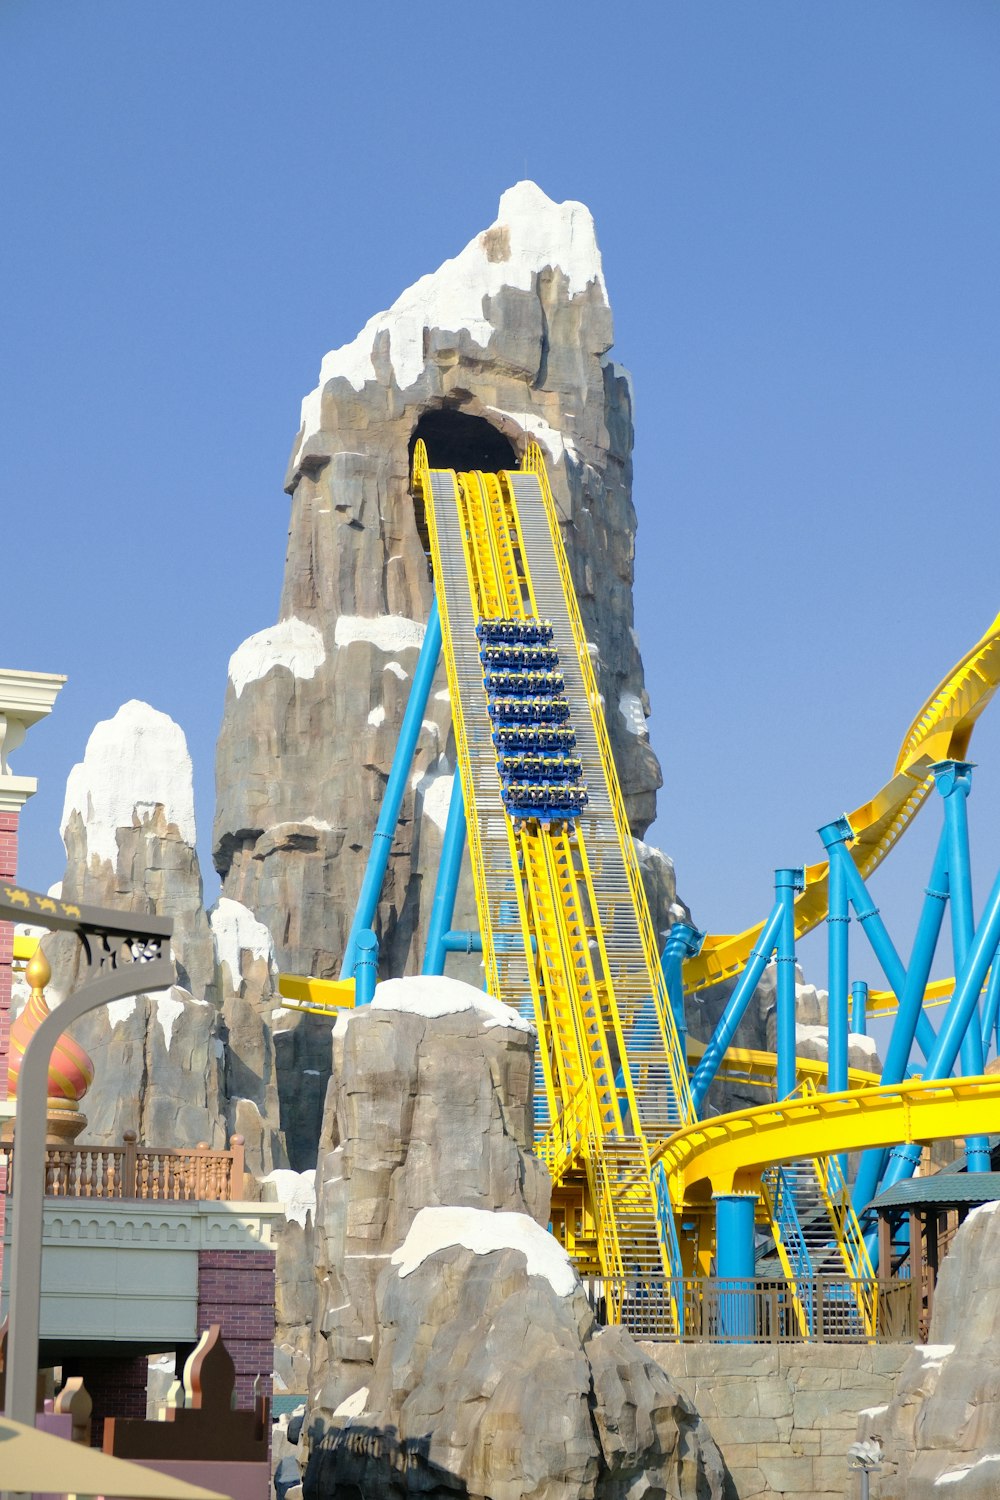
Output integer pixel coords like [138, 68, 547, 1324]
[26, 946, 51, 994]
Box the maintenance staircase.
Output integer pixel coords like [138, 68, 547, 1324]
[414, 442, 694, 1308]
[759, 1084, 876, 1337]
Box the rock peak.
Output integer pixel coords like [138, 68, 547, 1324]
[296, 181, 608, 455]
[60, 699, 197, 867]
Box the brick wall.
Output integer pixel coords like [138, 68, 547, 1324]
[641, 1341, 912, 1500]
[63, 1354, 148, 1449]
[197, 1248, 275, 1410]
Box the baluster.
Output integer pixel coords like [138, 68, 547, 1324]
[229, 1134, 245, 1201]
[122, 1131, 137, 1198]
[195, 1142, 209, 1201]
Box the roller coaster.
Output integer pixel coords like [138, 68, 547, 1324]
[286, 442, 1000, 1340]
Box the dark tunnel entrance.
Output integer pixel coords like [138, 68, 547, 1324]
[409, 408, 518, 475]
[409, 409, 519, 570]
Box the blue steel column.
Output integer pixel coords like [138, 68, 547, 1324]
[714, 1193, 758, 1341]
[341, 599, 443, 980]
[851, 981, 868, 1036]
[826, 847, 850, 1095]
[981, 943, 1000, 1058]
[934, 761, 989, 1170]
[354, 929, 380, 1006]
[661, 922, 703, 1068]
[851, 834, 950, 1215]
[690, 898, 785, 1115]
[776, 869, 804, 1100]
[820, 818, 936, 1061]
[879, 858, 1000, 1199]
[422, 774, 468, 976]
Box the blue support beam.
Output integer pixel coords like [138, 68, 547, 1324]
[820, 818, 937, 1061]
[878, 858, 1000, 1201]
[690, 897, 785, 1115]
[776, 868, 804, 1101]
[827, 849, 850, 1096]
[422, 774, 468, 976]
[714, 1193, 758, 1342]
[851, 980, 868, 1036]
[442, 930, 483, 953]
[934, 761, 989, 1170]
[981, 945, 1000, 1059]
[354, 928, 379, 1007]
[661, 921, 703, 1068]
[852, 832, 950, 1215]
[341, 599, 443, 981]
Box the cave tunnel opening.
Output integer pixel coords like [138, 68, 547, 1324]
[409, 408, 519, 569]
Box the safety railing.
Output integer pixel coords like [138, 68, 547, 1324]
[1, 1131, 245, 1202]
[581, 1274, 918, 1344]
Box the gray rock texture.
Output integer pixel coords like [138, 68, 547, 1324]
[260, 1168, 317, 1396]
[213, 181, 666, 1002]
[303, 976, 730, 1500]
[857, 1200, 1000, 1497]
[647, 1342, 909, 1500]
[45, 701, 286, 1176]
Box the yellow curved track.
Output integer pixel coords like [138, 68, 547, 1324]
[684, 610, 1000, 993]
[656, 1074, 1000, 1205]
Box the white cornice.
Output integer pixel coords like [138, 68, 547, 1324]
[0, 670, 67, 727]
[0, 774, 38, 812]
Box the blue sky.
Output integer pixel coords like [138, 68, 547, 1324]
[4, 1, 1000, 999]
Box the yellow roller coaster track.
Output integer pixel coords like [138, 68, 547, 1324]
[413, 441, 694, 1292]
[656, 1073, 1000, 1204]
[685, 609, 1000, 993]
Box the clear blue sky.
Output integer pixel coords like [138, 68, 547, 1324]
[4, 1, 1000, 998]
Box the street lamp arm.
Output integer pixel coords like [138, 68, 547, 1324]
[0, 884, 175, 1435]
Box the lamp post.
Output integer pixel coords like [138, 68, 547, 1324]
[847, 1438, 883, 1499]
[0, 884, 174, 1434]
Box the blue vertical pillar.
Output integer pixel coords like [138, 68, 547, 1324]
[776, 869, 804, 1100]
[852, 834, 949, 1218]
[934, 761, 989, 1170]
[660, 922, 703, 1068]
[820, 818, 937, 1060]
[879, 856, 1000, 1198]
[714, 1192, 758, 1342]
[851, 981, 868, 1036]
[354, 929, 379, 1007]
[422, 775, 468, 975]
[827, 850, 850, 1095]
[341, 600, 443, 979]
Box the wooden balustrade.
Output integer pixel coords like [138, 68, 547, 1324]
[0, 1132, 245, 1203]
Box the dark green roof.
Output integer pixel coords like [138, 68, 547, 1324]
[866, 1173, 1000, 1214]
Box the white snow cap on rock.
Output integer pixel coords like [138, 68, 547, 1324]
[228, 618, 326, 699]
[485, 406, 579, 465]
[392, 1206, 576, 1296]
[210, 898, 277, 985]
[297, 181, 607, 449]
[61, 701, 196, 868]
[334, 615, 425, 653]
[618, 691, 648, 738]
[411, 761, 453, 832]
[369, 974, 534, 1033]
[260, 1168, 316, 1229]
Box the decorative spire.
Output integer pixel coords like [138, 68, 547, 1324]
[8, 947, 95, 1104]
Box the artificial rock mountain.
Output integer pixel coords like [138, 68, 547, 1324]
[213, 180, 678, 994]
